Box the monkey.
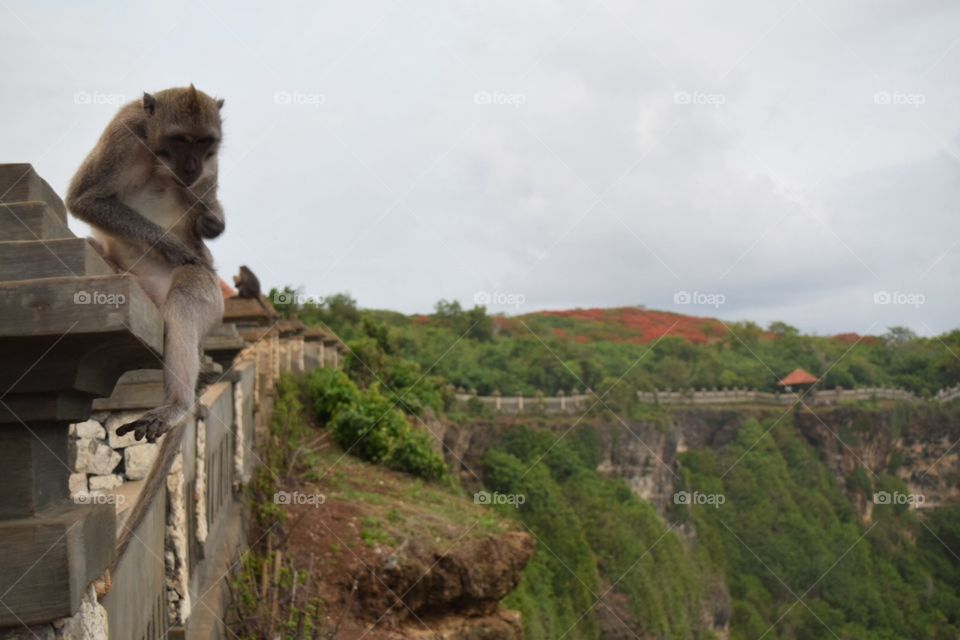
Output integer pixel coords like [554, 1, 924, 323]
[67, 85, 226, 444]
[233, 265, 261, 299]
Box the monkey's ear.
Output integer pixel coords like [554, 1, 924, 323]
[216, 98, 225, 110]
[142, 92, 156, 116]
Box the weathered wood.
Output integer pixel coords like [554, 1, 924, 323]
[223, 295, 277, 325]
[0, 165, 163, 630]
[0, 238, 114, 280]
[0, 201, 73, 241]
[0, 274, 161, 344]
[0, 422, 67, 518]
[0, 276, 163, 406]
[0, 501, 115, 626]
[0, 163, 67, 221]
[203, 323, 246, 370]
[91, 369, 164, 411]
[92, 372, 165, 411]
[0, 391, 92, 423]
[102, 488, 166, 640]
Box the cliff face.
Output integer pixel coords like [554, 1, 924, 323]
[439, 404, 960, 518]
[435, 403, 960, 639]
[439, 409, 762, 516]
[794, 404, 960, 519]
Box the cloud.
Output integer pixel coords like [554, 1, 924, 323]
[2, 0, 959, 335]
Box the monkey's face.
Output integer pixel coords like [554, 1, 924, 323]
[155, 132, 219, 188]
[143, 86, 224, 188]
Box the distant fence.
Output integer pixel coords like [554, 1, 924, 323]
[454, 384, 960, 414]
[638, 386, 920, 406]
[454, 392, 594, 415]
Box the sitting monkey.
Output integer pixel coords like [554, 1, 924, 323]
[67, 85, 226, 442]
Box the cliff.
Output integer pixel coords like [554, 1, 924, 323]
[434, 400, 960, 638]
[439, 402, 960, 518]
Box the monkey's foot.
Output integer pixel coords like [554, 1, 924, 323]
[116, 413, 171, 444]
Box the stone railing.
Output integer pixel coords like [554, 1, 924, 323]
[935, 384, 960, 404]
[453, 383, 951, 415]
[638, 386, 921, 406]
[454, 390, 595, 415]
[0, 164, 345, 639]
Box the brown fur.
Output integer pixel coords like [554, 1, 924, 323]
[66, 85, 227, 443]
[233, 265, 261, 299]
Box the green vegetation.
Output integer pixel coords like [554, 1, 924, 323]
[269, 289, 960, 399]
[304, 367, 447, 480]
[231, 376, 327, 639]
[679, 415, 960, 639]
[476, 413, 960, 639]
[485, 426, 713, 639]
[262, 290, 960, 639]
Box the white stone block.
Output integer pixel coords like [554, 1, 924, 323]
[73, 439, 121, 476]
[72, 419, 105, 440]
[124, 443, 159, 480]
[68, 473, 88, 496]
[88, 474, 124, 491]
[105, 411, 145, 448]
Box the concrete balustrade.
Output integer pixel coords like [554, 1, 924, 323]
[0, 165, 346, 640]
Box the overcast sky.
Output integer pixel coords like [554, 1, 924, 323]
[2, 1, 959, 335]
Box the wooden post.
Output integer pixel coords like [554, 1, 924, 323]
[0, 164, 163, 626]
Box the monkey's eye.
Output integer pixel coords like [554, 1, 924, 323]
[204, 151, 216, 160]
[156, 150, 171, 160]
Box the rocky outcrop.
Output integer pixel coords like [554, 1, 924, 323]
[356, 531, 534, 632]
[795, 404, 960, 515]
[437, 409, 760, 515]
[401, 610, 523, 639]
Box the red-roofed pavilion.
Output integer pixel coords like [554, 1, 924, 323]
[778, 368, 818, 395]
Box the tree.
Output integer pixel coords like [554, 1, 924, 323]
[885, 326, 917, 344]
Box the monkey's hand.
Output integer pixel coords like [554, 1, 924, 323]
[116, 413, 169, 443]
[195, 209, 225, 239]
[156, 239, 202, 266]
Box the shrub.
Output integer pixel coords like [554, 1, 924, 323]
[308, 375, 448, 481]
[306, 367, 359, 424]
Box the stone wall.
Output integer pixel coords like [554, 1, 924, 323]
[454, 384, 956, 415]
[3, 327, 337, 639]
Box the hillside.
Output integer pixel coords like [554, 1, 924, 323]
[511, 307, 731, 345]
[242, 290, 960, 639]
[274, 291, 960, 397]
[230, 379, 533, 639]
